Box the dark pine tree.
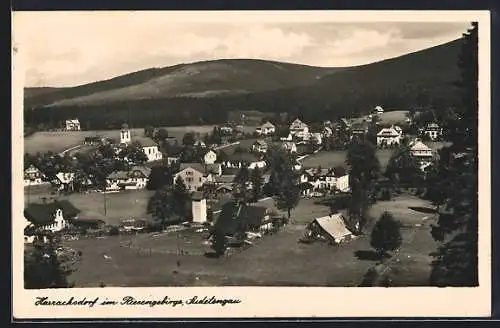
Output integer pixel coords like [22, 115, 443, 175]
[429, 22, 478, 287]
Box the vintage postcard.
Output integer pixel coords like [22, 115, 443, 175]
[12, 10, 491, 319]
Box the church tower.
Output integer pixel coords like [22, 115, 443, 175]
[120, 123, 131, 144]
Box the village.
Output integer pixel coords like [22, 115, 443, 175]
[23, 105, 451, 287]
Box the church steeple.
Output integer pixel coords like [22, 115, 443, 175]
[120, 123, 131, 144]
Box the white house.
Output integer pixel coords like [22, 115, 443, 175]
[424, 123, 442, 141]
[282, 141, 297, 153]
[203, 150, 217, 164]
[252, 140, 268, 153]
[120, 125, 163, 162]
[24, 200, 81, 239]
[289, 118, 309, 139]
[374, 105, 384, 114]
[300, 167, 350, 195]
[65, 119, 81, 131]
[255, 121, 276, 135]
[174, 163, 218, 192]
[377, 126, 402, 147]
[410, 140, 434, 171]
[24, 165, 48, 187]
[106, 166, 151, 191]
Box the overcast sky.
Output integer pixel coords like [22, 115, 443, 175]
[13, 12, 471, 87]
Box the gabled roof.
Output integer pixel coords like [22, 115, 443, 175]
[311, 214, 353, 243]
[134, 136, 158, 147]
[179, 163, 221, 175]
[108, 166, 151, 180]
[130, 165, 152, 177]
[410, 141, 432, 152]
[24, 200, 80, 225]
[290, 118, 308, 128]
[377, 127, 399, 136]
[261, 121, 275, 129]
[214, 201, 269, 235]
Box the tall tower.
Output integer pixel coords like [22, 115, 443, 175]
[191, 192, 207, 224]
[120, 123, 131, 144]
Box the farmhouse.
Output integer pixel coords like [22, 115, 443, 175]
[24, 200, 80, 238]
[376, 126, 402, 147]
[174, 163, 219, 192]
[251, 140, 268, 153]
[289, 118, 309, 139]
[24, 165, 48, 187]
[214, 201, 273, 237]
[106, 166, 151, 191]
[255, 121, 276, 135]
[424, 122, 442, 141]
[203, 150, 218, 164]
[53, 172, 93, 191]
[282, 141, 297, 153]
[304, 214, 353, 245]
[65, 119, 81, 131]
[299, 167, 350, 195]
[410, 140, 434, 171]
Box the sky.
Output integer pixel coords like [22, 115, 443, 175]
[13, 12, 471, 88]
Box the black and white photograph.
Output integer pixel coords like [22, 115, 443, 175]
[12, 10, 491, 318]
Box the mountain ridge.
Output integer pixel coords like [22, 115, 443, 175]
[24, 38, 465, 129]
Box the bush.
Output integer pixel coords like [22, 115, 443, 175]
[370, 212, 402, 257]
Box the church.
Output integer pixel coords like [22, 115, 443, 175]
[119, 124, 163, 162]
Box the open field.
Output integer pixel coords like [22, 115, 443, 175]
[300, 141, 450, 169]
[61, 193, 436, 287]
[23, 125, 258, 154]
[300, 149, 395, 169]
[376, 110, 410, 125]
[25, 185, 155, 226]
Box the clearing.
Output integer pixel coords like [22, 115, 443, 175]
[61, 193, 436, 287]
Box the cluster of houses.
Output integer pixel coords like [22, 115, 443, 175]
[23, 109, 444, 247]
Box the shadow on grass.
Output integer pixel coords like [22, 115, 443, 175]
[408, 206, 437, 214]
[204, 252, 221, 259]
[354, 250, 391, 261]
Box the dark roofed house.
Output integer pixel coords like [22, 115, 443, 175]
[305, 214, 353, 245]
[24, 200, 80, 233]
[214, 201, 272, 237]
[106, 165, 151, 191]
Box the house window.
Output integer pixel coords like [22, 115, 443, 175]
[186, 177, 193, 183]
[199, 178, 202, 182]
